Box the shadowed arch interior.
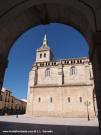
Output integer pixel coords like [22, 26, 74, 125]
[0, 3, 95, 57]
[0, 0, 101, 131]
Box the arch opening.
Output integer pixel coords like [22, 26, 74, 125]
[2, 23, 97, 121]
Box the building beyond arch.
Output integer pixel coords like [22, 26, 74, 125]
[26, 34, 97, 117]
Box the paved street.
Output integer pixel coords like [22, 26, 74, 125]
[0, 115, 100, 135]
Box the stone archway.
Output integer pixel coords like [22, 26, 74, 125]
[0, 0, 101, 130]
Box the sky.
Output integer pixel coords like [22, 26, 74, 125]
[3, 23, 89, 100]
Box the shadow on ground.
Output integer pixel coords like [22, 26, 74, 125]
[0, 121, 100, 135]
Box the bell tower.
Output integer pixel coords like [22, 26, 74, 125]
[36, 34, 53, 62]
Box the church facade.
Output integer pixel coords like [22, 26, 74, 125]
[26, 35, 97, 118]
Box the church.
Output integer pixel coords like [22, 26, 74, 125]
[26, 34, 97, 118]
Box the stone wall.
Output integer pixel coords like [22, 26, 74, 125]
[34, 61, 93, 86]
[26, 58, 96, 117]
[27, 85, 96, 117]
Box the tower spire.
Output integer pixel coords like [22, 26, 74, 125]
[36, 34, 53, 62]
[42, 34, 48, 48]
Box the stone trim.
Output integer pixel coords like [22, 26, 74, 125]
[35, 57, 90, 67]
[31, 83, 93, 88]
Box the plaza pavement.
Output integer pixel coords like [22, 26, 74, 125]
[0, 115, 100, 135]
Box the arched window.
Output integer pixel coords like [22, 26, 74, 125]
[68, 97, 70, 103]
[40, 53, 42, 58]
[70, 66, 77, 75]
[38, 97, 41, 102]
[50, 97, 52, 103]
[80, 97, 82, 103]
[45, 68, 50, 77]
[44, 53, 46, 57]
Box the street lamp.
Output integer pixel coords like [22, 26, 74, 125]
[84, 101, 91, 121]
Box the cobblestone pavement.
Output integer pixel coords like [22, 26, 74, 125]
[0, 115, 100, 135]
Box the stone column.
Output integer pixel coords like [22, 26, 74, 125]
[90, 31, 101, 130]
[0, 55, 8, 95]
